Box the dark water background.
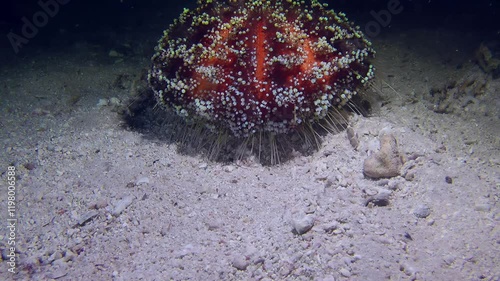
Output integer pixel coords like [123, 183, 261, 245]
[0, 0, 498, 56]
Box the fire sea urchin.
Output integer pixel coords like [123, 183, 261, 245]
[149, 0, 374, 144]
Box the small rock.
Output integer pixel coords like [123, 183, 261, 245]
[174, 244, 197, 258]
[32, 108, 51, 116]
[292, 214, 315, 235]
[232, 255, 249, 270]
[443, 255, 456, 266]
[474, 203, 491, 212]
[159, 226, 168, 236]
[364, 188, 379, 196]
[108, 49, 124, 57]
[413, 204, 431, 218]
[403, 232, 413, 241]
[66, 228, 78, 237]
[339, 268, 352, 277]
[109, 97, 121, 106]
[135, 177, 150, 185]
[489, 158, 500, 166]
[62, 249, 77, 262]
[112, 195, 135, 216]
[97, 98, 109, 107]
[48, 251, 63, 263]
[387, 180, 401, 190]
[90, 199, 108, 210]
[400, 263, 417, 277]
[23, 255, 40, 269]
[365, 190, 391, 207]
[205, 219, 223, 231]
[404, 172, 415, 181]
[46, 269, 67, 279]
[71, 243, 85, 255]
[320, 221, 339, 233]
[346, 127, 359, 150]
[76, 210, 99, 226]
[445, 176, 453, 184]
[376, 179, 390, 187]
[23, 162, 36, 170]
[363, 134, 403, 179]
[223, 165, 235, 172]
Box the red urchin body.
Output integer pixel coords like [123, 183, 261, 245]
[149, 0, 375, 137]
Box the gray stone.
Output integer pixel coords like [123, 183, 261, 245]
[109, 97, 121, 106]
[347, 127, 359, 150]
[339, 268, 352, 277]
[112, 195, 135, 216]
[474, 203, 491, 212]
[46, 269, 67, 279]
[232, 255, 250, 270]
[135, 177, 150, 185]
[76, 210, 99, 226]
[413, 204, 431, 218]
[292, 214, 315, 235]
[97, 98, 109, 107]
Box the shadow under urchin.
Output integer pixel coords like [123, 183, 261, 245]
[124, 0, 376, 165]
[122, 86, 373, 165]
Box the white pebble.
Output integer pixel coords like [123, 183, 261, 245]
[135, 177, 150, 185]
[76, 210, 99, 226]
[292, 214, 315, 235]
[223, 165, 235, 172]
[109, 50, 123, 57]
[413, 204, 431, 218]
[47, 270, 67, 279]
[112, 195, 135, 216]
[232, 255, 249, 270]
[97, 98, 109, 107]
[474, 203, 491, 212]
[109, 97, 121, 106]
[339, 268, 351, 277]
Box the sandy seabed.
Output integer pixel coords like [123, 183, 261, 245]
[0, 26, 499, 281]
